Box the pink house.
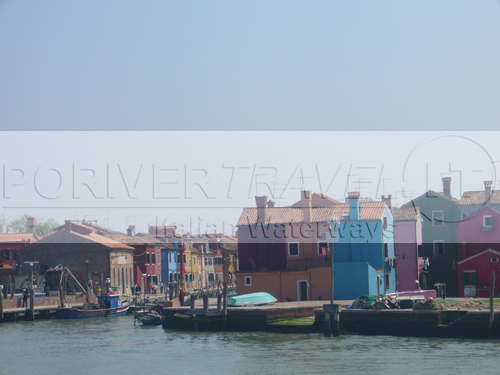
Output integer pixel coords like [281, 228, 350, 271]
[391, 207, 423, 291]
[456, 207, 500, 261]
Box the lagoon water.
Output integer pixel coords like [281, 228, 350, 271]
[1, 316, 499, 375]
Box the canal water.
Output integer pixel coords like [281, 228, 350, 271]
[1, 315, 499, 374]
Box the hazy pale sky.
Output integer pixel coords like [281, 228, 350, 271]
[1, 1, 500, 131]
[0, 131, 498, 233]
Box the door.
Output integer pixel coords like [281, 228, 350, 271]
[91, 274, 101, 294]
[298, 281, 308, 301]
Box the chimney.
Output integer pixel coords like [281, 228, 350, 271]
[348, 192, 360, 221]
[27, 217, 36, 234]
[127, 225, 136, 236]
[485, 181, 492, 204]
[301, 190, 312, 223]
[442, 177, 451, 197]
[65, 220, 72, 232]
[386, 194, 392, 209]
[267, 200, 275, 208]
[255, 196, 268, 224]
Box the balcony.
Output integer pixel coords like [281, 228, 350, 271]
[286, 256, 330, 272]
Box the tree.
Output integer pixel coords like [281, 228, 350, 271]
[36, 218, 61, 235]
[6, 214, 61, 235]
[0, 215, 8, 234]
[7, 214, 32, 233]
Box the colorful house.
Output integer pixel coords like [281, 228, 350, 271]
[16, 221, 135, 296]
[458, 249, 500, 298]
[391, 207, 423, 291]
[460, 181, 500, 219]
[0, 217, 40, 268]
[236, 190, 395, 301]
[401, 177, 460, 295]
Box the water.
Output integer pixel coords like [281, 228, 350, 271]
[1, 315, 500, 375]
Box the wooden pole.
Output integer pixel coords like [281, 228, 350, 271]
[203, 293, 209, 314]
[217, 292, 222, 313]
[223, 282, 228, 321]
[0, 288, 4, 323]
[490, 271, 495, 334]
[28, 270, 35, 321]
[10, 274, 14, 299]
[190, 293, 195, 314]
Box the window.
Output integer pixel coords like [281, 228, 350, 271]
[245, 276, 252, 286]
[288, 243, 299, 257]
[383, 217, 388, 230]
[152, 253, 156, 265]
[384, 243, 389, 258]
[461, 212, 467, 220]
[484, 216, 494, 228]
[189, 259, 192, 267]
[205, 258, 207, 266]
[146, 253, 150, 264]
[178, 254, 181, 263]
[385, 273, 390, 290]
[492, 257, 499, 263]
[169, 253, 172, 263]
[318, 242, 328, 256]
[432, 211, 444, 226]
[193, 256, 196, 265]
[183, 255, 186, 264]
[433, 241, 445, 256]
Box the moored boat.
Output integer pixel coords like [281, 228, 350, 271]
[56, 293, 131, 319]
[227, 292, 277, 307]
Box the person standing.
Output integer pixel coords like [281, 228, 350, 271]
[179, 289, 185, 306]
[22, 289, 29, 307]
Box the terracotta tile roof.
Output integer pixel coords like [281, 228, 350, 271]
[401, 190, 460, 208]
[391, 207, 420, 222]
[460, 190, 500, 206]
[36, 229, 135, 250]
[236, 202, 387, 226]
[135, 232, 165, 244]
[0, 233, 39, 243]
[149, 226, 177, 237]
[291, 193, 341, 207]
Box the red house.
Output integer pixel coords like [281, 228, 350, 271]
[458, 249, 500, 298]
[0, 218, 39, 267]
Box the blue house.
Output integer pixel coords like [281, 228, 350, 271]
[161, 242, 179, 283]
[332, 192, 396, 299]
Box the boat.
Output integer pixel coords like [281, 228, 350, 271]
[136, 304, 163, 326]
[227, 292, 277, 307]
[56, 293, 131, 319]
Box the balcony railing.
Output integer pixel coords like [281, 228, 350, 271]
[286, 256, 330, 272]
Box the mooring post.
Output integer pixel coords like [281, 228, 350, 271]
[223, 282, 228, 321]
[203, 293, 209, 314]
[29, 283, 35, 321]
[490, 271, 495, 336]
[0, 288, 4, 323]
[323, 306, 331, 337]
[190, 293, 195, 314]
[217, 292, 222, 313]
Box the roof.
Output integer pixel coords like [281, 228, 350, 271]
[0, 233, 39, 243]
[149, 226, 178, 237]
[236, 202, 387, 226]
[35, 228, 135, 250]
[291, 193, 341, 207]
[135, 232, 165, 244]
[460, 190, 500, 206]
[458, 249, 500, 265]
[391, 207, 420, 222]
[401, 190, 460, 209]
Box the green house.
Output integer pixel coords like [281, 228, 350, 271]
[401, 178, 461, 296]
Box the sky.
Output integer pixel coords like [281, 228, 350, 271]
[1, 2, 500, 233]
[1, 1, 500, 131]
